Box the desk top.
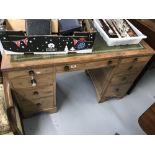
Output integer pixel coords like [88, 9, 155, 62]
[1, 33, 155, 72]
[10, 33, 144, 62]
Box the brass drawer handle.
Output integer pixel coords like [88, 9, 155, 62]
[30, 70, 37, 87]
[31, 79, 37, 87]
[33, 91, 39, 95]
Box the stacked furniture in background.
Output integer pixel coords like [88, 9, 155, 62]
[127, 20, 155, 94]
[0, 83, 24, 135]
[26, 19, 51, 35]
[0, 84, 10, 134]
[130, 20, 155, 68]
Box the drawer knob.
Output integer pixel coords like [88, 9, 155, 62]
[115, 88, 119, 92]
[128, 66, 133, 71]
[122, 77, 127, 81]
[107, 60, 113, 65]
[33, 91, 39, 95]
[64, 65, 70, 71]
[31, 79, 37, 87]
[133, 58, 138, 62]
[36, 103, 41, 106]
[29, 70, 35, 76]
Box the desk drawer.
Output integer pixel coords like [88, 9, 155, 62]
[56, 59, 118, 72]
[8, 67, 54, 79]
[11, 74, 54, 89]
[115, 61, 147, 74]
[19, 96, 55, 113]
[105, 84, 131, 97]
[110, 73, 139, 85]
[120, 56, 151, 64]
[15, 85, 54, 100]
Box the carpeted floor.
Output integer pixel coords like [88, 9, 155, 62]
[23, 69, 155, 135]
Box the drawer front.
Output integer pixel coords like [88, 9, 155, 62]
[19, 96, 55, 113]
[115, 61, 147, 74]
[120, 56, 151, 64]
[15, 85, 54, 100]
[11, 74, 54, 89]
[56, 59, 118, 72]
[8, 67, 54, 79]
[110, 73, 139, 85]
[105, 84, 131, 97]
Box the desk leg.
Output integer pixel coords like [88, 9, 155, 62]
[3, 75, 13, 108]
[86, 67, 116, 103]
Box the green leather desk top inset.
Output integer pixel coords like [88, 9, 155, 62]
[11, 33, 144, 62]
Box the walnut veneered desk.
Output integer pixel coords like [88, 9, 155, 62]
[1, 35, 155, 117]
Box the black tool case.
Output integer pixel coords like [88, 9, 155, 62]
[0, 19, 96, 54]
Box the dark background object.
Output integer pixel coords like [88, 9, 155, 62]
[130, 20, 155, 49]
[59, 19, 82, 35]
[26, 19, 51, 35]
[127, 19, 155, 94]
[138, 102, 155, 135]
